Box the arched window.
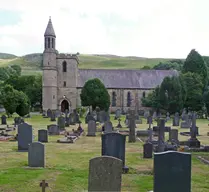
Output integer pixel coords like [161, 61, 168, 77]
[52, 38, 54, 48]
[62, 61, 67, 72]
[143, 91, 146, 98]
[127, 91, 131, 107]
[112, 91, 116, 107]
[47, 38, 50, 48]
[45, 38, 47, 49]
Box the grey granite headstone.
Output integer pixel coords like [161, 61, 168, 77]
[38, 129, 48, 143]
[144, 111, 150, 119]
[47, 109, 52, 118]
[87, 120, 96, 136]
[181, 114, 191, 128]
[50, 111, 56, 121]
[156, 119, 165, 152]
[1, 115, 7, 125]
[169, 129, 178, 143]
[143, 142, 153, 158]
[57, 116, 65, 130]
[88, 156, 122, 192]
[154, 151, 191, 192]
[173, 112, 180, 126]
[104, 121, 113, 133]
[47, 124, 59, 135]
[128, 110, 136, 142]
[18, 123, 33, 151]
[102, 132, 128, 172]
[28, 142, 45, 168]
[115, 109, 121, 120]
[85, 113, 95, 124]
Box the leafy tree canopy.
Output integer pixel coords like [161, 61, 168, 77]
[80, 78, 110, 111]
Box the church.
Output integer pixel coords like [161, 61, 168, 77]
[42, 18, 178, 113]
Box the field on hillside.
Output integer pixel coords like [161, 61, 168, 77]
[0, 53, 172, 76]
[0, 115, 209, 191]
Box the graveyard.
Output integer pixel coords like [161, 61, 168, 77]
[0, 113, 209, 192]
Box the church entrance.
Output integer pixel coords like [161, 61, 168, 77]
[61, 100, 69, 112]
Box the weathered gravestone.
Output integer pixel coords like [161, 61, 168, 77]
[102, 132, 128, 173]
[156, 119, 165, 152]
[14, 117, 22, 126]
[85, 113, 95, 124]
[188, 112, 200, 148]
[57, 116, 65, 130]
[143, 142, 153, 158]
[38, 129, 48, 143]
[114, 109, 121, 120]
[28, 142, 45, 167]
[47, 109, 52, 118]
[47, 124, 59, 135]
[87, 120, 96, 136]
[128, 110, 136, 142]
[173, 112, 180, 126]
[181, 108, 187, 120]
[104, 121, 113, 133]
[1, 115, 7, 125]
[169, 129, 179, 143]
[144, 110, 150, 119]
[181, 114, 191, 128]
[154, 151, 191, 192]
[165, 112, 170, 122]
[18, 123, 33, 151]
[88, 156, 122, 192]
[50, 111, 56, 121]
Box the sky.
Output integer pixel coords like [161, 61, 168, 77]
[0, 0, 209, 58]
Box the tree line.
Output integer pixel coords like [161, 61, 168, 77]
[142, 49, 209, 116]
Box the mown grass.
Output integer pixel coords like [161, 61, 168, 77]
[0, 115, 209, 191]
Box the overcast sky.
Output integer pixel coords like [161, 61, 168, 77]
[0, 0, 209, 58]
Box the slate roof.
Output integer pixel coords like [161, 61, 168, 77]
[78, 69, 178, 89]
[44, 17, 56, 37]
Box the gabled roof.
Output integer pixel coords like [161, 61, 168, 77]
[44, 17, 56, 37]
[78, 69, 178, 89]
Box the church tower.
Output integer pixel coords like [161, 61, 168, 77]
[42, 17, 58, 111]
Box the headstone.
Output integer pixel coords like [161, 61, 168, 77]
[104, 121, 113, 133]
[38, 129, 48, 143]
[154, 151, 191, 192]
[87, 120, 96, 136]
[1, 115, 7, 125]
[153, 111, 157, 119]
[47, 124, 59, 135]
[28, 142, 45, 167]
[69, 113, 75, 125]
[50, 111, 56, 121]
[18, 123, 33, 151]
[85, 113, 95, 124]
[156, 119, 165, 152]
[173, 112, 180, 126]
[88, 156, 122, 192]
[57, 116, 65, 130]
[188, 112, 200, 148]
[128, 110, 136, 142]
[169, 129, 179, 143]
[47, 109, 52, 118]
[180, 114, 191, 128]
[165, 112, 170, 122]
[114, 109, 121, 120]
[14, 117, 22, 126]
[143, 142, 153, 158]
[101, 132, 128, 173]
[144, 111, 150, 119]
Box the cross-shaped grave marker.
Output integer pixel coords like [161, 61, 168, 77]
[40, 180, 48, 192]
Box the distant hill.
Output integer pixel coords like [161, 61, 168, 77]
[0, 53, 17, 59]
[0, 52, 181, 75]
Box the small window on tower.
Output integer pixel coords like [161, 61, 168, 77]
[53, 95, 55, 99]
[63, 81, 66, 87]
[62, 61, 67, 72]
[48, 38, 50, 48]
[52, 38, 54, 48]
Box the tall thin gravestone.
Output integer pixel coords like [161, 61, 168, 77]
[154, 151, 191, 192]
[156, 119, 165, 152]
[88, 156, 122, 192]
[18, 123, 33, 151]
[1, 115, 7, 125]
[87, 120, 96, 136]
[128, 110, 136, 143]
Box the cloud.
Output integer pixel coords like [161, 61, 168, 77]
[0, 0, 209, 58]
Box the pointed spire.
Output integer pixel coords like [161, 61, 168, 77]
[44, 16, 56, 37]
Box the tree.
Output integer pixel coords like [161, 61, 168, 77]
[80, 78, 110, 111]
[16, 91, 30, 117]
[1, 85, 21, 115]
[10, 65, 21, 76]
[182, 49, 208, 88]
[182, 72, 204, 111]
[158, 76, 184, 113]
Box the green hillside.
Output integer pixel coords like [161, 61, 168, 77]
[0, 53, 17, 59]
[0, 53, 176, 75]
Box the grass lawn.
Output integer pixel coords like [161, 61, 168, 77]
[0, 115, 209, 192]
